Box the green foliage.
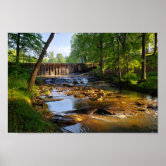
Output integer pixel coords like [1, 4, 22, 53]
[138, 79, 157, 91]
[67, 33, 100, 63]
[47, 51, 58, 63]
[68, 33, 157, 88]
[8, 33, 44, 54]
[8, 33, 44, 63]
[42, 52, 66, 63]
[8, 64, 30, 88]
[56, 53, 66, 63]
[8, 49, 38, 63]
[121, 71, 157, 95]
[43, 58, 48, 63]
[8, 64, 58, 132]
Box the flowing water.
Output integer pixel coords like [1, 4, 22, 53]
[42, 73, 158, 133]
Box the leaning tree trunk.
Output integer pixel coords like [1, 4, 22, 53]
[153, 33, 157, 55]
[141, 33, 146, 81]
[16, 33, 20, 63]
[28, 33, 55, 90]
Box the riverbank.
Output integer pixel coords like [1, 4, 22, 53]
[8, 64, 60, 132]
[91, 70, 157, 96]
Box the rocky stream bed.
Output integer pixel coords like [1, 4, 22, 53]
[33, 73, 158, 133]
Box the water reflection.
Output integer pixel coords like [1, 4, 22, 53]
[47, 97, 76, 113]
[62, 123, 84, 133]
[47, 88, 89, 114]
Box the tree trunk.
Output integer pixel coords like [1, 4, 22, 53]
[141, 33, 146, 81]
[112, 41, 114, 57]
[28, 33, 55, 90]
[116, 34, 121, 82]
[83, 56, 87, 63]
[16, 33, 20, 63]
[126, 54, 129, 82]
[99, 34, 103, 75]
[118, 33, 127, 81]
[153, 33, 157, 54]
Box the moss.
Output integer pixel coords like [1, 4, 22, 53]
[8, 64, 60, 132]
[8, 99, 58, 132]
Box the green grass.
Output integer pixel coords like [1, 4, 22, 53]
[8, 99, 56, 132]
[118, 71, 157, 96]
[8, 64, 59, 132]
[100, 69, 157, 96]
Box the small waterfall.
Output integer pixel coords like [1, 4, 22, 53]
[24, 63, 97, 76]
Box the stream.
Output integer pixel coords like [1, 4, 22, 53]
[40, 73, 158, 133]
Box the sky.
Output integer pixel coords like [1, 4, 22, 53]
[41, 33, 74, 57]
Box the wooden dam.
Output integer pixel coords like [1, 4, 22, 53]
[24, 63, 97, 76]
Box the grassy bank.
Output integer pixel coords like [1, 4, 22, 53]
[100, 70, 157, 96]
[8, 64, 59, 132]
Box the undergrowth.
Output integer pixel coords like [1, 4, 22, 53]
[8, 64, 59, 132]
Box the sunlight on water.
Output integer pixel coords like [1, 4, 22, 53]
[47, 97, 77, 113]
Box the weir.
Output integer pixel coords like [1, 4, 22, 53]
[24, 63, 97, 76]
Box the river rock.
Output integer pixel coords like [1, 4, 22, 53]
[97, 96, 103, 101]
[94, 108, 112, 115]
[135, 101, 144, 106]
[52, 115, 76, 126]
[74, 94, 85, 98]
[138, 108, 146, 112]
[41, 87, 46, 91]
[106, 92, 112, 96]
[45, 90, 51, 96]
[73, 80, 79, 84]
[43, 98, 64, 102]
[63, 83, 73, 87]
[47, 96, 53, 98]
[147, 104, 158, 110]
